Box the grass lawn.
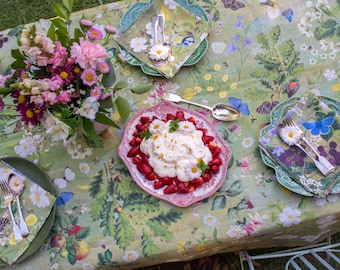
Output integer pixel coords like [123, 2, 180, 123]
[1, 1, 339, 269]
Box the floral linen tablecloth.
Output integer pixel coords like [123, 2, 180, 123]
[1, 0, 340, 269]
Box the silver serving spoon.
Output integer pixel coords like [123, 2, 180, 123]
[162, 93, 242, 121]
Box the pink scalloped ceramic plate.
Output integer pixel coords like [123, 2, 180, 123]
[118, 100, 232, 207]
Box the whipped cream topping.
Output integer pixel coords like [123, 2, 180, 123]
[140, 119, 212, 182]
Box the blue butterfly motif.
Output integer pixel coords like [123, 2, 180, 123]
[302, 116, 335, 136]
[56, 192, 74, 207]
[282, 8, 293, 23]
[228, 97, 250, 115]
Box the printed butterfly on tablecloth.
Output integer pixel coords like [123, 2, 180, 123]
[0, 217, 9, 232]
[228, 97, 250, 115]
[302, 116, 335, 136]
[56, 192, 74, 207]
[256, 100, 279, 114]
[222, 0, 245, 10]
[53, 167, 75, 189]
[282, 8, 293, 23]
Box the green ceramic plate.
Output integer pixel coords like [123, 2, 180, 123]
[0, 157, 56, 266]
[259, 95, 340, 196]
[119, 0, 209, 77]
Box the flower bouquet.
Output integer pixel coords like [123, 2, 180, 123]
[0, 0, 151, 153]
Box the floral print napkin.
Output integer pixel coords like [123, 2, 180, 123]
[259, 92, 339, 198]
[0, 161, 56, 265]
[115, 0, 212, 78]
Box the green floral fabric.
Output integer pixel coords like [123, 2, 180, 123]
[0, 0, 340, 269]
[0, 161, 56, 265]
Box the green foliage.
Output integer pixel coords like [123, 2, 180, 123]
[141, 230, 159, 259]
[149, 208, 183, 226]
[114, 212, 136, 249]
[97, 249, 120, 267]
[252, 25, 303, 98]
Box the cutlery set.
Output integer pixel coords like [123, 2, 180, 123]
[278, 117, 336, 176]
[151, 13, 166, 46]
[0, 178, 29, 242]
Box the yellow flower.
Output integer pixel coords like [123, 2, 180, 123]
[194, 86, 202, 93]
[231, 82, 237, 89]
[183, 88, 196, 100]
[9, 233, 17, 245]
[177, 241, 186, 254]
[222, 74, 228, 82]
[219, 91, 227, 98]
[331, 83, 340, 91]
[214, 64, 221, 71]
[195, 242, 206, 252]
[124, 69, 131, 76]
[25, 214, 38, 226]
[206, 86, 214, 92]
[204, 73, 212, 80]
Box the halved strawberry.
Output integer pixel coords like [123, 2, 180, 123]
[132, 156, 142, 165]
[209, 157, 222, 166]
[212, 147, 222, 157]
[210, 165, 220, 174]
[140, 116, 150, 125]
[176, 111, 185, 120]
[177, 182, 189, 193]
[187, 116, 197, 125]
[166, 113, 176, 120]
[127, 147, 139, 157]
[145, 172, 157, 181]
[192, 177, 204, 188]
[132, 131, 140, 137]
[137, 163, 153, 175]
[159, 177, 173, 185]
[164, 184, 177, 194]
[135, 124, 146, 132]
[153, 181, 164, 189]
[203, 173, 212, 182]
[202, 135, 214, 145]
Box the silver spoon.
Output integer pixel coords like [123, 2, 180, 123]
[162, 93, 242, 121]
[8, 176, 29, 237]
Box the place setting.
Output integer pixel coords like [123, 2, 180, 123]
[258, 91, 340, 198]
[0, 158, 56, 266]
[115, 0, 212, 78]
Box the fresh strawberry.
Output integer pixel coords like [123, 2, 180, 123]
[132, 131, 139, 137]
[202, 135, 214, 145]
[166, 113, 176, 120]
[212, 146, 222, 157]
[129, 138, 137, 147]
[176, 111, 185, 120]
[197, 127, 207, 135]
[132, 156, 142, 165]
[140, 116, 150, 125]
[135, 137, 142, 145]
[135, 124, 146, 132]
[208, 142, 217, 152]
[203, 173, 212, 182]
[127, 147, 139, 157]
[137, 163, 153, 175]
[210, 165, 220, 174]
[164, 184, 177, 194]
[159, 177, 173, 185]
[177, 182, 189, 193]
[188, 184, 196, 192]
[209, 157, 222, 166]
[145, 172, 157, 181]
[153, 181, 164, 189]
[192, 177, 204, 188]
[187, 116, 197, 125]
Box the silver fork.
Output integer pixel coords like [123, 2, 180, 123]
[284, 117, 336, 175]
[0, 179, 23, 242]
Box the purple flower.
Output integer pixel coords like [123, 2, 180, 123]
[273, 146, 284, 157]
[232, 35, 240, 42]
[244, 38, 252, 46]
[260, 137, 270, 145]
[227, 43, 237, 53]
[234, 20, 243, 28]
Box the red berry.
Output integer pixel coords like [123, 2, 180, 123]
[145, 172, 157, 180]
[192, 177, 204, 188]
[135, 124, 146, 132]
[210, 165, 220, 174]
[137, 163, 153, 175]
[164, 184, 177, 194]
[132, 157, 142, 165]
[203, 173, 212, 182]
[187, 116, 197, 125]
[209, 157, 222, 166]
[212, 147, 222, 157]
[166, 113, 176, 120]
[140, 116, 150, 125]
[202, 135, 214, 145]
[176, 111, 185, 120]
[153, 181, 164, 189]
[159, 177, 173, 185]
[133, 131, 139, 137]
[177, 182, 189, 193]
[127, 147, 139, 157]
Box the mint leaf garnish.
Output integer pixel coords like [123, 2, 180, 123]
[169, 119, 180, 133]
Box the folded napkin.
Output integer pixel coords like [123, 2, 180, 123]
[0, 160, 56, 265]
[259, 92, 339, 198]
[116, 0, 212, 78]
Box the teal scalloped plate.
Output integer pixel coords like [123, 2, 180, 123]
[259, 95, 340, 196]
[119, 0, 209, 77]
[0, 157, 56, 266]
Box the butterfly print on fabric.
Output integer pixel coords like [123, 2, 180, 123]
[56, 192, 74, 207]
[256, 101, 279, 114]
[302, 116, 335, 136]
[228, 97, 250, 115]
[222, 0, 246, 10]
[53, 167, 75, 189]
[282, 8, 294, 23]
